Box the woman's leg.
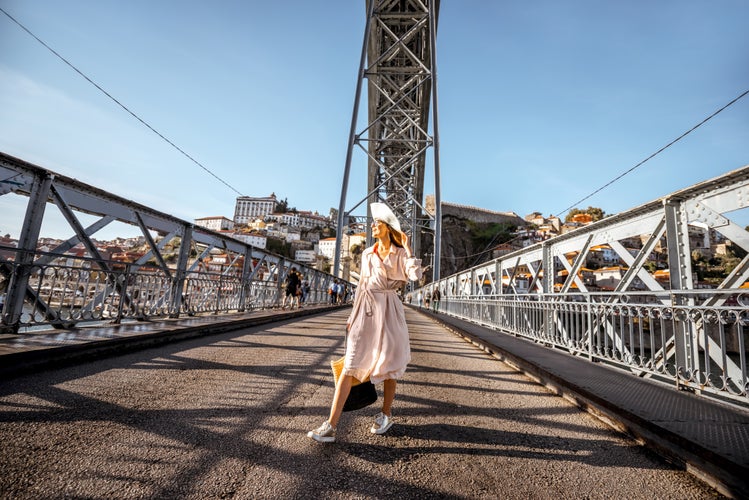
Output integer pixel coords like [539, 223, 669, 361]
[328, 375, 353, 427]
[382, 379, 397, 416]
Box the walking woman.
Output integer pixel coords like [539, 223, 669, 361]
[308, 203, 422, 442]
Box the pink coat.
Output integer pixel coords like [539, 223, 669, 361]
[344, 243, 422, 384]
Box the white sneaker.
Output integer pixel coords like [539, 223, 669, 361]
[307, 420, 335, 443]
[370, 412, 394, 435]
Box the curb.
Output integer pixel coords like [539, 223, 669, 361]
[1, 305, 349, 379]
[419, 309, 749, 499]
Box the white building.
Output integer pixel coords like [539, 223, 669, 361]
[229, 232, 267, 249]
[593, 266, 626, 290]
[298, 211, 329, 229]
[266, 228, 286, 240]
[195, 216, 234, 232]
[588, 245, 619, 267]
[266, 211, 330, 229]
[347, 232, 366, 251]
[234, 194, 277, 226]
[318, 237, 337, 260]
[295, 249, 316, 264]
[316, 233, 365, 261]
[285, 231, 301, 243]
[269, 212, 300, 226]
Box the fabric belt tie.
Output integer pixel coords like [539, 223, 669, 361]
[362, 288, 397, 317]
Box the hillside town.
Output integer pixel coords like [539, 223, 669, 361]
[1, 192, 745, 291]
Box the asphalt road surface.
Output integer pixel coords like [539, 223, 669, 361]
[0, 309, 721, 499]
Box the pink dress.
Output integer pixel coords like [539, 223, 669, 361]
[344, 243, 423, 384]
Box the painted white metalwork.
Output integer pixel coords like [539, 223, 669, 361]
[418, 165, 749, 407]
[0, 152, 340, 333]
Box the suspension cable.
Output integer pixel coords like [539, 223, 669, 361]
[556, 88, 749, 217]
[0, 6, 245, 197]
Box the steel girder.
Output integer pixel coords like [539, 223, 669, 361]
[335, 0, 442, 282]
[0, 152, 337, 332]
[449, 164, 749, 299]
[420, 164, 749, 404]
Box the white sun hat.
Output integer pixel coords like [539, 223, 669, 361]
[370, 202, 401, 232]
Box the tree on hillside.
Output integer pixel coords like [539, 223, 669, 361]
[349, 242, 364, 276]
[275, 198, 295, 213]
[467, 221, 517, 267]
[266, 237, 292, 258]
[565, 206, 606, 222]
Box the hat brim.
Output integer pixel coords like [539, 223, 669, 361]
[370, 202, 401, 232]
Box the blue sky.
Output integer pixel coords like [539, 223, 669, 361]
[1, 0, 747, 240]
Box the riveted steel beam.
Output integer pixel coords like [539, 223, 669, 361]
[335, 0, 441, 283]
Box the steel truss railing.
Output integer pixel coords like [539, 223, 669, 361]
[0, 152, 340, 333]
[0, 248, 332, 329]
[419, 164, 749, 407]
[437, 292, 748, 405]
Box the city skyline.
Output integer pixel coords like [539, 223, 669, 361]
[0, 155, 747, 242]
[1, 1, 748, 240]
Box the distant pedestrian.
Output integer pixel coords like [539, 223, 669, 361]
[432, 288, 441, 312]
[282, 267, 301, 309]
[335, 281, 344, 304]
[329, 281, 337, 304]
[300, 279, 310, 305]
[308, 202, 422, 443]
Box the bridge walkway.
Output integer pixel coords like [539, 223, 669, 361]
[0, 307, 746, 498]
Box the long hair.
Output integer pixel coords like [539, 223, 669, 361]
[385, 224, 404, 248]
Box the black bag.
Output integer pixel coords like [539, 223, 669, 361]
[331, 356, 378, 412]
[343, 380, 378, 412]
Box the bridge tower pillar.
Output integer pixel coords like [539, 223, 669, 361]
[335, 0, 442, 284]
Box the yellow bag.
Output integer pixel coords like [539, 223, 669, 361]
[330, 356, 377, 412]
[331, 356, 365, 386]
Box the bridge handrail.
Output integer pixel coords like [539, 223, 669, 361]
[413, 164, 749, 408]
[0, 244, 344, 332]
[0, 152, 353, 333]
[423, 291, 748, 407]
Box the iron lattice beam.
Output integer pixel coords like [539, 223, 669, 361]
[0, 152, 340, 332]
[335, 0, 442, 282]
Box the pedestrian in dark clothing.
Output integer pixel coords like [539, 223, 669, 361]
[282, 267, 301, 309]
